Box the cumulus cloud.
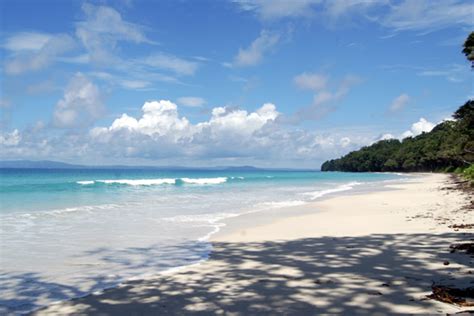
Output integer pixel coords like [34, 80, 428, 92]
[88, 100, 292, 160]
[91, 100, 278, 144]
[1, 98, 378, 166]
[4, 33, 75, 75]
[177, 97, 206, 107]
[401, 118, 435, 138]
[233, 30, 280, 67]
[93, 100, 191, 140]
[293, 73, 328, 91]
[53, 73, 105, 128]
[0, 129, 21, 146]
[378, 133, 395, 141]
[389, 93, 410, 112]
[82, 99, 374, 166]
[339, 137, 351, 148]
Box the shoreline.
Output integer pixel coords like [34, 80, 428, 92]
[34, 173, 473, 315]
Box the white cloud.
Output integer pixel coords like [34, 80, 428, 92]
[89, 100, 283, 159]
[381, 0, 473, 32]
[3, 32, 52, 51]
[143, 53, 199, 76]
[339, 137, 351, 148]
[232, 0, 320, 20]
[378, 133, 395, 141]
[293, 73, 327, 91]
[1, 98, 379, 166]
[232, 0, 383, 21]
[76, 3, 153, 64]
[100, 100, 191, 138]
[324, 0, 385, 18]
[233, 30, 280, 67]
[389, 93, 410, 112]
[88, 71, 153, 90]
[81, 99, 375, 166]
[4, 33, 75, 75]
[296, 74, 362, 120]
[417, 64, 469, 83]
[401, 118, 435, 138]
[119, 80, 151, 90]
[0, 129, 21, 146]
[92, 100, 278, 142]
[231, 0, 472, 32]
[177, 97, 206, 107]
[53, 73, 105, 128]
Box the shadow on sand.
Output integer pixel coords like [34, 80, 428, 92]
[24, 232, 474, 315]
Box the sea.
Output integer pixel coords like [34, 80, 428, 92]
[0, 168, 405, 313]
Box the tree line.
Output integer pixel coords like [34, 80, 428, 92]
[321, 100, 473, 173]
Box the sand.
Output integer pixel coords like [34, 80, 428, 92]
[34, 173, 473, 315]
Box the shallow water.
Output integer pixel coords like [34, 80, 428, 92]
[0, 168, 402, 313]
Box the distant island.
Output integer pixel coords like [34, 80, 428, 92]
[321, 100, 473, 182]
[0, 160, 315, 172]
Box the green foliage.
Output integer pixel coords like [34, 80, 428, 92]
[321, 101, 474, 173]
[463, 165, 474, 182]
[463, 31, 474, 68]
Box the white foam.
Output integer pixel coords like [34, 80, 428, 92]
[162, 212, 239, 242]
[16, 204, 120, 219]
[96, 179, 176, 186]
[181, 177, 227, 185]
[258, 200, 306, 208]
[304, 181, 362, 200]
[77, 180, 94, 185]
[162, 212, 238, 224]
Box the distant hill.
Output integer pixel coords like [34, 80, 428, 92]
[321, 100, 473, 173]
[0, 160, 85, 169]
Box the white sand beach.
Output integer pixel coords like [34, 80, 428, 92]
[34, 173, 473, 315]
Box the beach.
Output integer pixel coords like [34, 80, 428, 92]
[32, 173, 473, 315]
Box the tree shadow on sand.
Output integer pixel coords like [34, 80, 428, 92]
[0, 240, 211, 314]
[31, 232, 473, 315]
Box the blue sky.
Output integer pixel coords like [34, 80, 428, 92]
[0, 0, 473, 167]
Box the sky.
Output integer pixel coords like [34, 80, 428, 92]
[0, 0, 473, 168]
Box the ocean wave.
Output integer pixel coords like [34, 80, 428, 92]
[97, 179, 176, 186]
[16, 203, 120, 220]
[75, 177, 229, 186]
[77, 180, 94, 185]
[180, 177, 227, 185]
[303, 181, 362, 200]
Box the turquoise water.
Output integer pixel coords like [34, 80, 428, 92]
[0, 168, 402, 313]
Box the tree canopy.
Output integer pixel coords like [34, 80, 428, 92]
[321, 100, 474, 172]
[463, 31, 474, 68]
